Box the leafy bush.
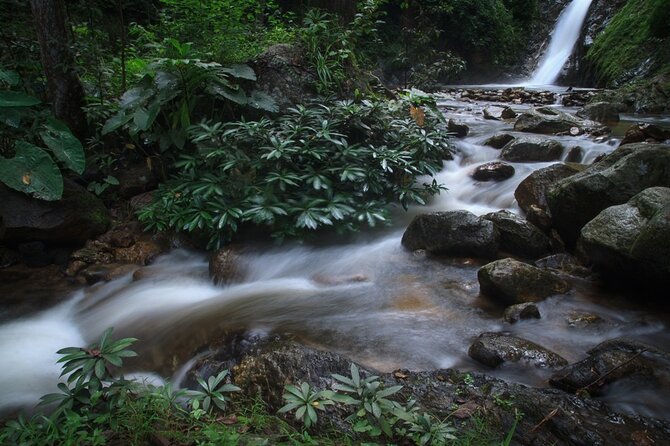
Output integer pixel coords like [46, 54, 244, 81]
[0, 68, 85, 200]
[137, 92, 451, 248]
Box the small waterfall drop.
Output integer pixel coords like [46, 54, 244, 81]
[530, 0, 592, 85]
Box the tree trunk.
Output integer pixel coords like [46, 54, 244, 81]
[29, 0, 87, 139]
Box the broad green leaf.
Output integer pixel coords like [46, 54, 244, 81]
[0, 91, 40, 107]
[133, 101, 159, 131]
[0, 108, 23, 128]
[102, 111, 133, 135]
[220, 64, 257, 80]
[0, 141, 63, 200]
[207, 83, 247, 105]
[248, 90, 278, 113]
[41, 119, 85, 174]
[0, 68, 20, 86]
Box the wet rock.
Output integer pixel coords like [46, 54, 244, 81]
[566, 312, 605, 329]
[483, 133, 514, 149]
[17, 241, 52, 267]
[468, 332, 567, 368]
[503, 302, 541, 323]
[471, 162, 515, 182]
[501, 107, 517, 119]
[576, 102, 620, 124]
[113, 238, 165, 265]
[482, 210, 552, 259]
[535, 254, 591, 277]
[514, 110, 576, 135]
[210, 246, 246, 285]
[550, 339, 670, 396]
[478, 258, 571, 305]
[311, 274, 367, 285]
[620, 123, 670, 146]
[250, 44, 316, 111]
[70, 240, 115, 265]
[80, 263, 137, 284]
[566, 146, 584, 163]
[111, 163, 157, 199]
[483, 106, 512, 120]
[0, 181, 110, 247]
[547, 143, 670, 247]
[525, 204, 553, 232]
[448, 119, 469, 137]
[578, 187, 670, 285]
[500, 137, 564, 162]
[514, 163, 584, 214]
[401, 211, 498, 258]
[129, 191, 155, 213]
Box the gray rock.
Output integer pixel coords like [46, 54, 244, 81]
[500, 137, 564, 162]
[547, 144, 670, 247]
[468, 332, 567, 368]
[620, 123, 670, 146]
[0, 181, 110, 247]
[514, 110, 576, 135]
[471, 162, 515, 181]
[210, 246, 246, 285]
[579, 187, 670, 284]
[550, 338, 670, 396]
[478, 258, 571, 305]
[503, 302, 541, 323]
[483, 133, 514, 149]
[448, 119, 469, 137]
[576, 102, 620, 124]
[482, 210, 552, 259]
[501, 107, 517, 119]
[514, 163, 584, 214]
[566, 146, 584, 163]
[401, 211, 499, 258]
[535, 253, 590, 277]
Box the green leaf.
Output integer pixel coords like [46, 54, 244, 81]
[247, 90, 278, 113]
[208, 83, 247, 105]
[102, 111, 133, 135]
[220, 64, 257, 80]
[0, 141, 63, 200]
[0, 108, 23, 128]
[0, 68, 20, 86]
[0, 91, 40, 107]
[41, 119, 85, 174]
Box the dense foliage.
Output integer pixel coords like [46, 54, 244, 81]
[138, 93, 451, 247]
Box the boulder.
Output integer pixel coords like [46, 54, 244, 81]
[482, 210, 552, 259]
[578, 187, 670, 285]
[483, 106, 515, 120]
[501, 107, 517, 119]
[500, 137, 564, 162]
[209, 245, 246, 285]
[534, 254, 591, 278]
[250, 44, 317, 111]
[471, 162, 515, 182]
[401, 211, 498, 258]
[565, 146, 584, 163]
[550, 339, 670, 396]
[468, 332, 567, 368]
[514, 109, 577, 135]
[503, 302, 541, 323]
[514, 163, 584, 214]
[620, 123, 670, 146]
[576, 102, 620, 124]
[448, 119, 469, 137]
[478, 258, 571, 305]
[482, 133, 514, 149]
[0, 181, 110, 246]
[547, 144, 670, 247]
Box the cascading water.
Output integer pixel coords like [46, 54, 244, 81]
[529, 0, 593, 85]
[1, 97, 669, 420]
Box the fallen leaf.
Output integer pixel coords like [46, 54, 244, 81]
[22, 173, 31, 185]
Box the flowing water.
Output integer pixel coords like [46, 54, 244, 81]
[530, 0, 593, 85]
[2, 96, 669, 420]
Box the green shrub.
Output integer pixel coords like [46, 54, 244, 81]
[137, 92, 451, 248]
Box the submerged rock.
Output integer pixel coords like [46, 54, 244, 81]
[482, 133, 514, 149]
[500, 137, 564, 162]
[210, 246, 246, 285]
[579, 187, 670, 285]
[503, 302, 541, 323]
[401, 211, 498, 258]
[547, 143, 670, 247]
[478, 258, 571, 305]
[471, 162, 515, 181]
[468, 332, 568, 368]
[482, 210, 552, 259]
[448, 118, 469, 137]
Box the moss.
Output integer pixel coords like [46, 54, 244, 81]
[587, 0, 670, 86]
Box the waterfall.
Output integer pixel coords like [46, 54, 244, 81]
[530, 0, 592, 85]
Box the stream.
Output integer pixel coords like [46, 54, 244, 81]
[2, 92, 669, 421]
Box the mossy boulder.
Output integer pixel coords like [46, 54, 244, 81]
[514, 163, 584, 214]
[477, 258, 571, 305]
[482, 210, 552, 259]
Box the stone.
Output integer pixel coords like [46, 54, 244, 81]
[448, 119, 469, 137]
[576, 102, 620, 124]
[483, 106, 507, 120]
[578, 187, 670, 285]
[620, 123, 670, 146]
[503, 302, 541, 323]
[477, 258, 571, 305]
[534, 254, 590, 277]
[482, 210, 552, 259]
[514, 163, 584, 214]
[482, 133, 514, 149]
[547, 144, 670, 247]
[566, 312, 605, 329]
[500, 137, 564, 162]
[550, 338, 670, 396]
[513, 111, 576, 135]
[471, 162, 515, 182]
[112, 163, 157, 199]
[501, 107, 517, 119]
[210, 245, 246, 285]
[113, 238, 165, 265]
[566, 146, 584, 163]
[0, 181, 110, 246]
[401, 211, 498, 258]
[468, 332, 567, 368]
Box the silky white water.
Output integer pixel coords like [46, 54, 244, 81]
[1, 99, 669, 420]
[530, 0, 593, 85]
